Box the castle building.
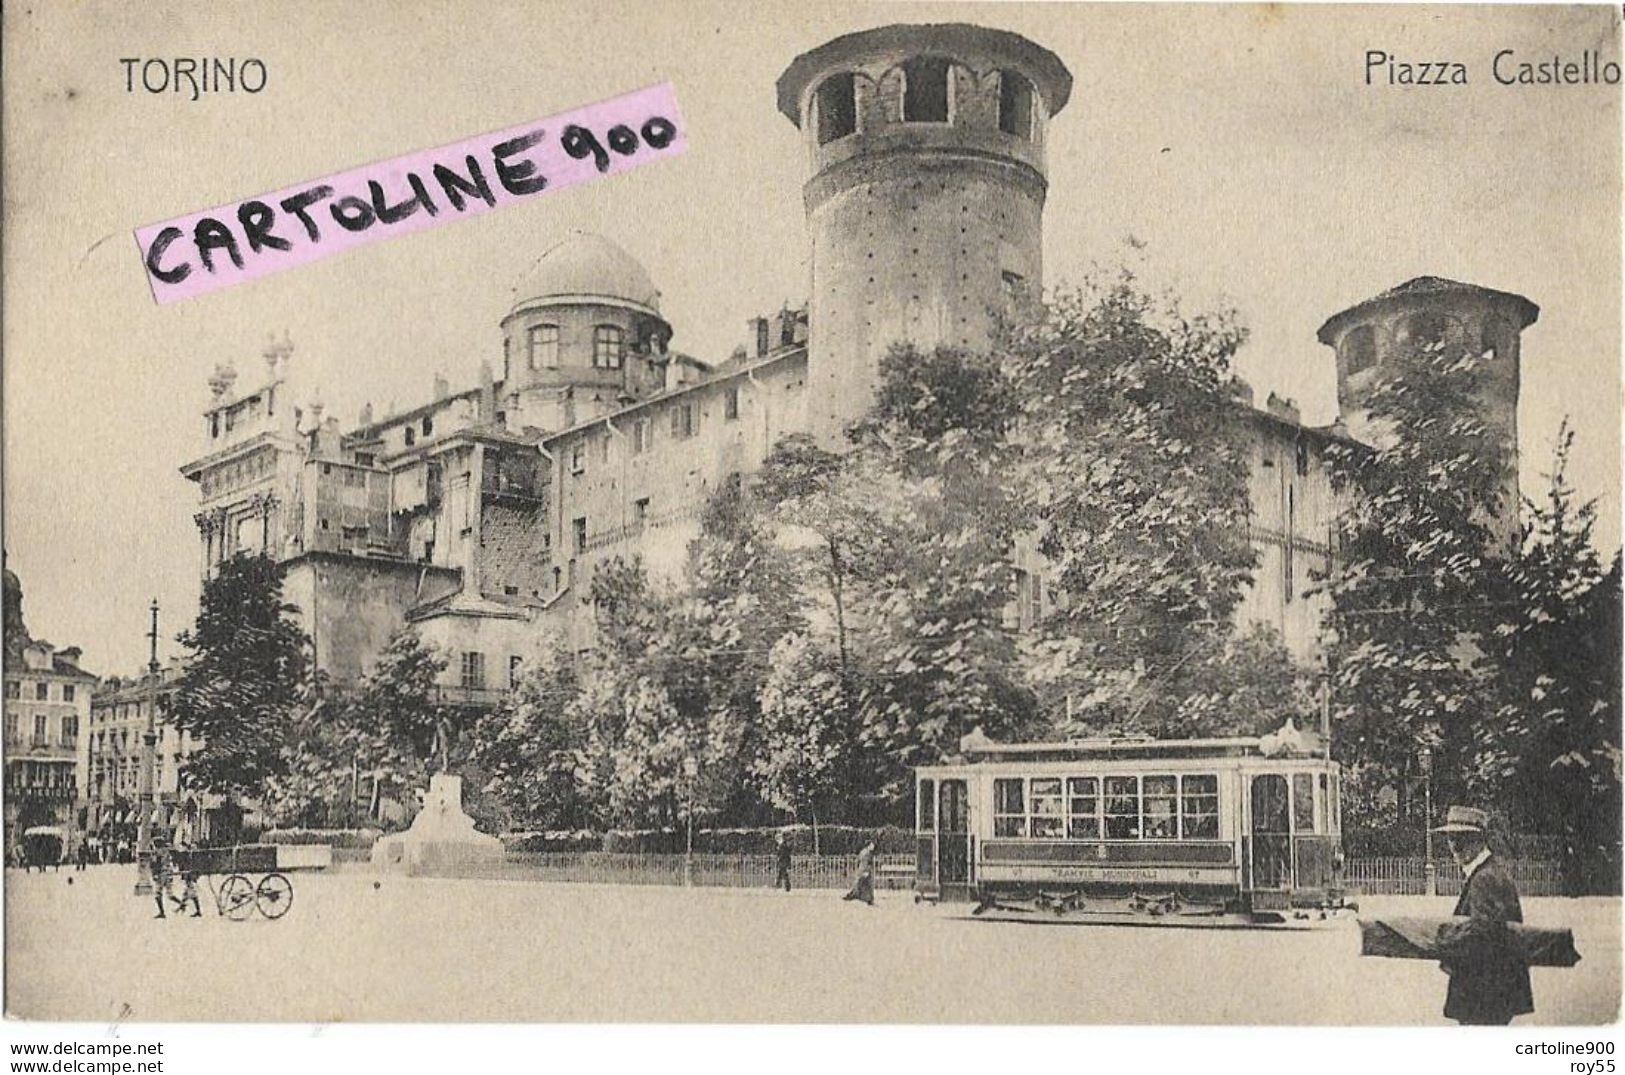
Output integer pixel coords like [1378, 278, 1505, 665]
[178, 23, 1535, 697]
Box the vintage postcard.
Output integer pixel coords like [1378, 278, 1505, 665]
[1, 0, 1620, 1039]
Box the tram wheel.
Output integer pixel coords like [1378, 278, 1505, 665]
[219, 874, 256, 921]
[256, 873, 294, 920]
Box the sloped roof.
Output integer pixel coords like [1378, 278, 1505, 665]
[1317, 277, 1539, 344]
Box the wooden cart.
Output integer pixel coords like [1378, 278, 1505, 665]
[170, 845, 295, 921]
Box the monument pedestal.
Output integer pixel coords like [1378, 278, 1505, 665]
[370, 774, 503, 874]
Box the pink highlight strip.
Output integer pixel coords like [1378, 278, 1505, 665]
[135, 83, 686, 304]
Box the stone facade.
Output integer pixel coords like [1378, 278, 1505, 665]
[2, 614, 96, 860]
[176, 22, 1535, 704]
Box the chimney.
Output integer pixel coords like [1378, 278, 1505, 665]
[359, 401, 374, 426]
[749, 317, 769, 358]
[1234, 381, 1256, 408]
[478, 360, 496, 421]
[433, 372, 450, 399]
[1265, 392, 1301, 426]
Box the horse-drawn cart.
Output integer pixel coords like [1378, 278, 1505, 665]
[170, 844, 326, 921]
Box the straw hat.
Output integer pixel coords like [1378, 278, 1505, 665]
[1431, 805, 1488, 833]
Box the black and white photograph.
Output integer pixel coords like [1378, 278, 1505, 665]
[1, 0, 1620, 1052]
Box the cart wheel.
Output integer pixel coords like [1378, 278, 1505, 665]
[220, 875, 256, 921]
[256, 873, 294, 920]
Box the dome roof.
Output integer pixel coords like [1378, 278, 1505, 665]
[511, 232, 662, 318]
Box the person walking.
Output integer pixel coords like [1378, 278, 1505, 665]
[170, 825, 202, 918]
[843, 840, 876, 906]
[74, 838, 89, 871]
[774, 832, 793, 892]
[1434, 805, 1535, 1025]
[151, 840, 174, 919]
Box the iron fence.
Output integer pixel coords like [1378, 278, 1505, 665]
[412, 851, 917, 889]
[394, 850, 1567, 896]
[1342, 856, 1565, 897]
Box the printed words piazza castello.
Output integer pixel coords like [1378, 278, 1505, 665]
[1364, 49, 1622, 87]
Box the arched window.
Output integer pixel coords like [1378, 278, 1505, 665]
[593, 325, 624, 370]
[998, 70, 1033, 138]
[815, 73, 856, 145]
[1481, 316, 1515, 361]
[902, 56, 950, 123]
[527, 324, 559, 370]
[1342, 325, 1377, 376]
[1401, 312, 1451, 348]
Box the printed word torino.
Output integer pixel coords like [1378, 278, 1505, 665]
[134, 83, 686, 303]
[121, 57, 267, 98]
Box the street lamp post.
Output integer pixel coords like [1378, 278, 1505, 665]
[133, 599, 160, 896]
[682, 754, 698, 888]
[1419, 746, 1436, 897]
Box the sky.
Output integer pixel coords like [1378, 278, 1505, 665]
[3, 1, 1620, 676]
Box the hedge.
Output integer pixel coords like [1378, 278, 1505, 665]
[261, 824, 918, 855]
[261, 827, 383, 850]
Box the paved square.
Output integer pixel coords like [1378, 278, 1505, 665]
[6, 866, 1618, 1024]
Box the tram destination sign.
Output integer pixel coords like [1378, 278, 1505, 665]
[981, 864, 1240, 885]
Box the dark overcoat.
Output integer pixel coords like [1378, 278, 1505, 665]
[1440, 855, 1535, 1024]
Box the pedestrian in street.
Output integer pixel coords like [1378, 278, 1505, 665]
[151, 840, 174, 919]
[74, 839, 88, 871]
[843, 840, 876, 906]
[170, 831, 202, 918]
[774, 832, 793, 892]
[1435, 805, 1534, 1025]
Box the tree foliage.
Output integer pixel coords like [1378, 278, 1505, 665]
[170, 553, 310, 799]
[1319, 332, 1516, 817]
[469, 647, 589, 830]
[1474, 425, 1621, 890]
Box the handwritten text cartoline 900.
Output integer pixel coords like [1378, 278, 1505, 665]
[133, 83, 686, 304]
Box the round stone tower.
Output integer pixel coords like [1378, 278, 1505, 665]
[777, 24, 1072, 443]
[1316, 276, 1539, 538]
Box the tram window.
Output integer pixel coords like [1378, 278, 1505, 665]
[1143, 776, 1178, 839]
[1316, 773, 1328, 833]
[1030, 778, 1064, 838]
[1067, 777, 1100, 839]
[994, 778, 1026, 838]
[919, 779, 935, 832]
[1104, 776, 1139, 839]
[1328, 772, 1340, 831]
[1180, 775, 1220, 839]
[1293, 773, 1316, 833]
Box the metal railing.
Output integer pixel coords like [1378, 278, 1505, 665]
[410, 851, 917, 889]
[431, 685, 511, 708]
[1341, 856, 1565, 897]
[389, 850, 1569, 896]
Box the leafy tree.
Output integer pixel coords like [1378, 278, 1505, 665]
[684, 473, 807, 819]
[341, 628, 459, 786]
[171, 553, 310, 799]
[1474, 425, 1621, 891]
[470, 647, 591, 830]
[847, 345, 1035, 787]
[1318, 330, 1516, 823]
[1003, 272, 1261, 736]
[571, 557, 749, 829]
[751, 632, 852, 850]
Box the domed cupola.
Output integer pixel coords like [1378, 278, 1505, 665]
[511, 232, 663, 318]
[499, 233, 674, 406]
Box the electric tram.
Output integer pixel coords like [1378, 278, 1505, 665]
[914, 718, 1350, 924]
